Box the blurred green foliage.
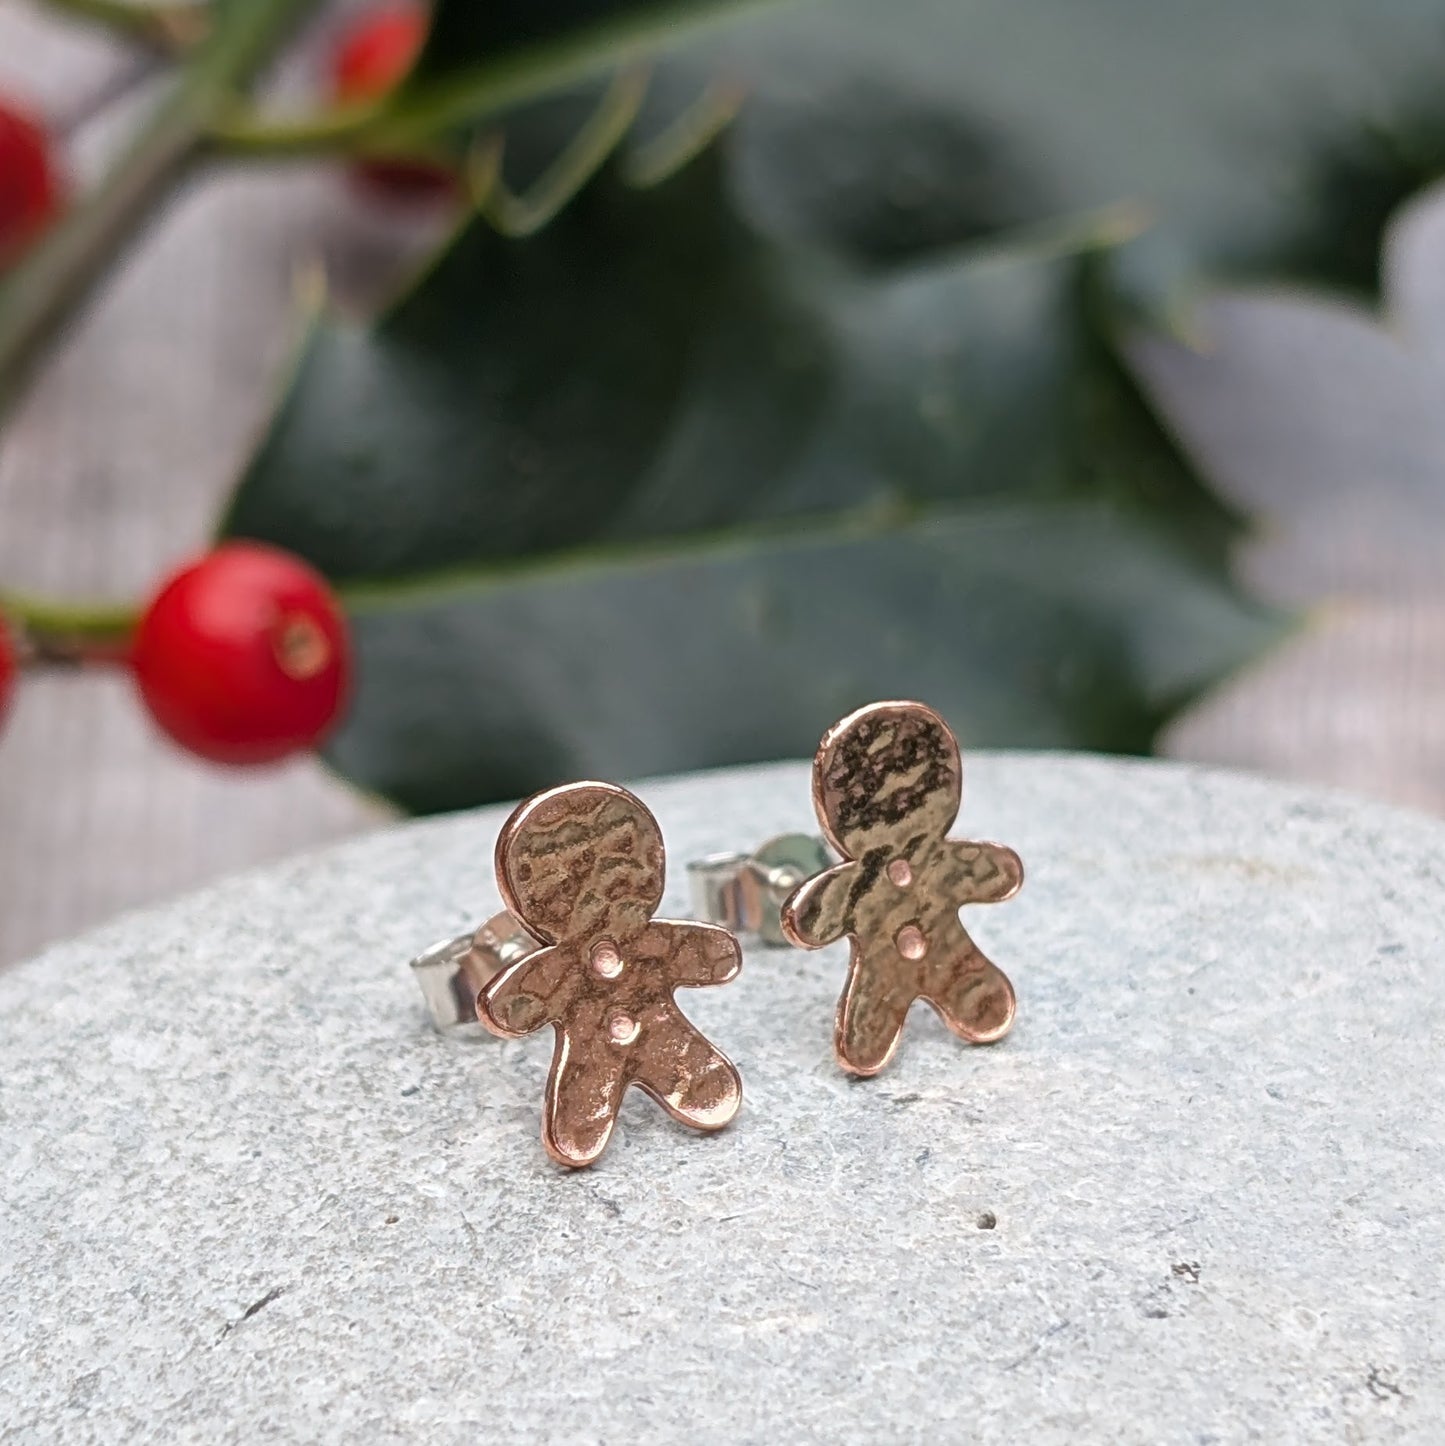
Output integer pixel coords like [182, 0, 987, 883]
[226, 0, 1445, 810]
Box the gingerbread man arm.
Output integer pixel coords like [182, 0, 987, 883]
[943, 840, 1024, 905]
[780, 861, 859, 949]
[653, 920, 742, 988]
[477, 944, 577, 1038]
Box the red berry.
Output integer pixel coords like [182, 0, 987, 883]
[131, 543, 351, 766]
[332, 1, 427, 99]
[0, 617, 16, 730]
[329, 2, 457, 204]
[0, 98, 63, 269]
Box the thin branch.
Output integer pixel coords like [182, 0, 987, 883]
[208, 99, 387, 159]
[1, 588, 136, 667]
[209, 0, 779, 157]
[0, 0, 324, 417]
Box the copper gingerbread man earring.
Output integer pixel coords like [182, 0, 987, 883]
[411, 781, 744, 1167]
[780, 700, 1023, 1076]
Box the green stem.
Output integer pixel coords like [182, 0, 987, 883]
[212, 101, 386, 159]
[0, 0, 323, 419]
[42, 0, 209, 51]
[210, 0, 779, 156]
[1, 589, 138, 667]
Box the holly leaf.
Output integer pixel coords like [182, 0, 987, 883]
[704, 0, 1445, 297]
[344, 0, 1445, 301]
[221, 150, 1280, 812]
[329, 504, 1281, 814]
[224, 154, 1233, 581]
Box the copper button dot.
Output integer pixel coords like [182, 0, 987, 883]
[895, 924, 927, 960]
[607, 1011, 640, 1046]
[887, 858, 913, 888]
[590, 940, 624, 978]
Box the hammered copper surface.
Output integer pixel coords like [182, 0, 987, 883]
[476, 782, 743, 1167]
[781, 702, 1022, 1076]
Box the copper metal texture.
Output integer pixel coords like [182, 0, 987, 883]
[478, 781, 743, 1168]
[780, 701, 1022, 1076]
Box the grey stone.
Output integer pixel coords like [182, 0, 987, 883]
[1, 754, 1442, 1443]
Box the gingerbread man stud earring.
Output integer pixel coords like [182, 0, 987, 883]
[418, 781, 744, 1168]
[780, 701, 1022, 1076]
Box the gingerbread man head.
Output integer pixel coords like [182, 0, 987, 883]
[813, 700, 963, 864]
[496, 782, 664, 950]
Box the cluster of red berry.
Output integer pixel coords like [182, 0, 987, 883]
[1, 3, 445, 260]
[1, 4, 446, 265]
[0, 544, 351, 765]
[0, 4, 460, 766]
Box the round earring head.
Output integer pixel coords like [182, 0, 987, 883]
[495, 781, 665, 948]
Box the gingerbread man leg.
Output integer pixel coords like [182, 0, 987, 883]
[835, 945, 916, 1077]
[542, 1030, 628, 1168]
[631, 1001, 742, 1131]
[924, 922, 1016, 1045]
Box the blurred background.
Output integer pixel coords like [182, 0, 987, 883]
[6, 0, 1445, 967]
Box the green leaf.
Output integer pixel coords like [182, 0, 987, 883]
[694, 0, 1445, 294]
[224, 154, 1231, 581]
[222, 150, 1278, 811]
[226, 152, 824, 582]
[331, 505, 1283, 814]
[333, 0, 1445, 299]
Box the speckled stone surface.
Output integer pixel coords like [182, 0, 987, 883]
[2, 754, 1442, 1443]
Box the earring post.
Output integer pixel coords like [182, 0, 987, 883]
[686, 834, 833, 946]
[410, 912, 540, 1034]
